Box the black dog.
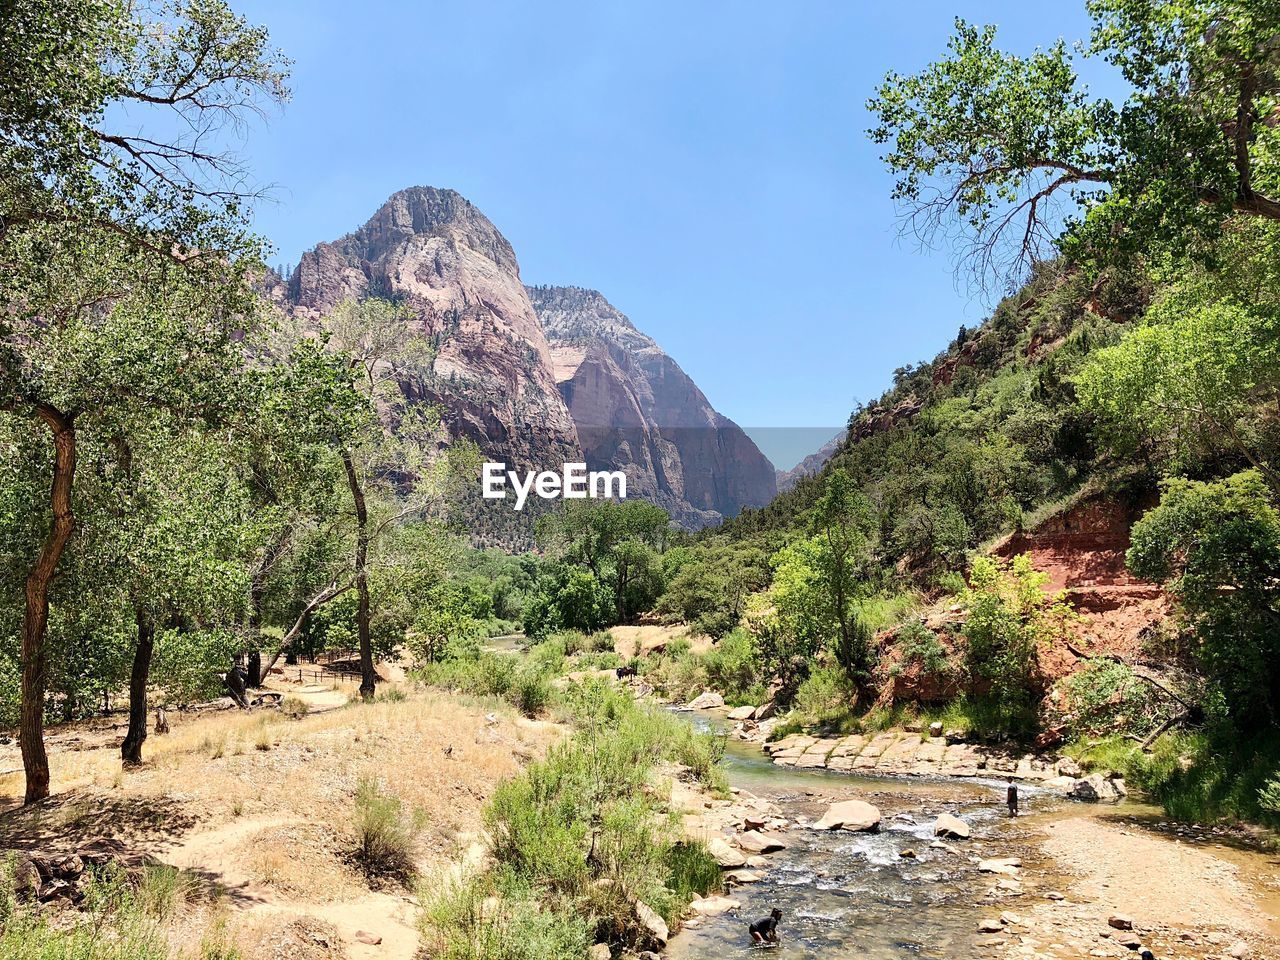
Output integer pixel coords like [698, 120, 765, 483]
[749, 908, 782, 944]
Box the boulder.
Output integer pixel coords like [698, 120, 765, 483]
[899, 848, 917, 859]
[735, 831, 787, 853]
[812, 799, 881, 832]
[1055, 756, 1084, 778]
[52, 854, 83, 880]
[727, 705, 756, 721]
[1070, 774, 1125, 803]
[933, 813, 971, 840]
[742, 814, 768, 831]
[688, 895, 741, 916]
[754, 702, 776, 720]
[725, 870, 763, 884]
[635, 900, 669, 946]
[354, 932, 383, 946]
[1107, 915, 1134, 931]
[589, 945, 611, 960]
[707, 837, 747, 868]
[687, 691, 724, 710]
[977, 918, 1005, 933]
[928, 721, 944, 738]
[1043, 775, 1077, 792]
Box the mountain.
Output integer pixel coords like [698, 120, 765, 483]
[775, 430, 846, 493]
[280, 187, 774, 535]
[529, 285, 777, 527]
[284, 186, 580, 472]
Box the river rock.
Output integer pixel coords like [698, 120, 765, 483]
[1070, 774, 1125, 802]
[934, 813, 971, 839]
[978, 857, 1021, 877]
[742, 813, 767, 830]
[812, 799, 881, 832]
[1043, 775, 1077, 792]
[635, 900, 668, 946]
[745, 855, 768, 868]
[724, 869, 763, 884]
[754, 702, 776, 720]
[1107, 915, 1134, 930]
[687, 691, 724, 710]
[727, 705, 756, 721]
[707, 838, 747, 868]
[978, 918, 1005, 933]
[689, 894, 741, 916]
[929, 721, 944, 737]
[735, 831, 787, 853]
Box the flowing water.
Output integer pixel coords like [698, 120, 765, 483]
[668, 713, 1062, 959]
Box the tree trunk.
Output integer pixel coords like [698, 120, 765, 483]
[21, 405, 77, 804]
[341, 450, 375, 701]
[121, 608, 155, 767]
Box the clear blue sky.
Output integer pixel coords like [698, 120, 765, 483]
[235, 1, 1120, 467]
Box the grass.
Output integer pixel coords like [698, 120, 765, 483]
[1066, 725, 1280, 828]
[352, 776, 422, 883]
[421, 681, 727, 956]
[0, 860, 215, 960]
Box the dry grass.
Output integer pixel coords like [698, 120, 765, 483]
[0, 681, 561, 959]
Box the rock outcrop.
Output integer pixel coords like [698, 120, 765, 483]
[529, 285, 776, 527]
[278, 188, 776, 535]
[776, 430, 846, 493]
[284, 186, 581, 472]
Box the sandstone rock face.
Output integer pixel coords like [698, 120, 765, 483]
[529, 285, 776, 527]
[285, 186, 581, 473]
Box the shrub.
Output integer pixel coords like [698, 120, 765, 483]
[352, 777, 419, 882]
[665, 842, 721, 902]
[509, 667, 552, 718]
[419, 873, 590, 960]
[702, 629, 767, 705]
[280, 696, 310, 719]
[896, 620, 949, 676]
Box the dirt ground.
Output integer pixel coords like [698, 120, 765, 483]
[0, 674, 558, 959]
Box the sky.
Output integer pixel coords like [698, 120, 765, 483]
[232, 1, 1123, 469]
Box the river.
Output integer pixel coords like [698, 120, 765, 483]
[668, 712, 1074, 959]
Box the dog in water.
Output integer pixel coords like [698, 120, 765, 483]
[749, 908, 782, 945]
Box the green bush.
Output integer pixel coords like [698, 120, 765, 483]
[419, 872, 590, 960]
[352, 777, 419, 882]
[665, 842, 722, 903]
[426, 681, 727, 954]
[0, 863, 173, 960]
[702, 629, 767, 706]
[896, 620, 949, 676]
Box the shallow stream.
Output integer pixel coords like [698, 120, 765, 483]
[668, 713, 1061, 959]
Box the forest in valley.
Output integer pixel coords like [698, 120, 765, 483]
[5, 1, 1280, 956]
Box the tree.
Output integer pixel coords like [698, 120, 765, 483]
[1, 0, 288, 803]
[868, 2, 1280, 290]
[811, 470, 878, 691]
[957, 555, 1074, 731]
[1078, 219, 1280, 487]
[535, 499, 670, 625]
[1127, 470, 1280, 725]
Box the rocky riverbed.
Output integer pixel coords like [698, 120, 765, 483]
[661, 709, 1280, 960]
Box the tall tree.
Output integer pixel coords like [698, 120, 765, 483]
[0, 0, 288, 802]
[868, 2, 1280, 290]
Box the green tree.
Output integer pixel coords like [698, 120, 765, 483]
[868, 2, 1280, 289]
[1, 0, 288, 803]
[957, 555, 1074, 731]
[1127, 470, 1280, 725]
[811, 470, 878, 692]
